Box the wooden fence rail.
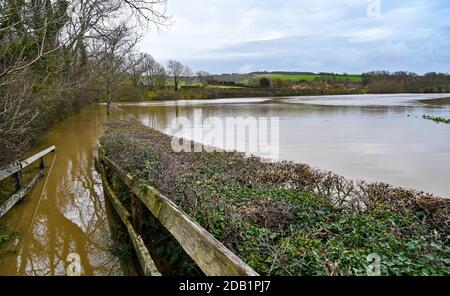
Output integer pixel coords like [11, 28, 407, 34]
[0, 146, 55, 219]
[97, 143, 259, 276]
[97, 158, 161, 276]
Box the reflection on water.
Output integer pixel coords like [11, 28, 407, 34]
[0, 108, 124, 276]
[120, 95, 450, 198]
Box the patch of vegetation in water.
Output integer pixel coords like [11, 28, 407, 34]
[423, 115, 450, 124]
[0, 225, 19, 258]
[100, 120, 450, 276]
[0, 228, 10, 247]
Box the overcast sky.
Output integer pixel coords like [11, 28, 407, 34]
[139, 0, 450, 74]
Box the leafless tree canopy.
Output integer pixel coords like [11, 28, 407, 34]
[90, 22, 143, 113]
[0, 0, 170, 165]
[196, 70, 211, 87]
[167, 59, 184, 91]
[183, 66, 193, 87]
[141, 53, 166, 89]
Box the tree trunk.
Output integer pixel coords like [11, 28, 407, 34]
[106, 78, 112, 115]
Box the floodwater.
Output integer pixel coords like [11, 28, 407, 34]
[120, 94, 450, 198]
[0, 93, 449, 275]
[0, 108, 126, 275]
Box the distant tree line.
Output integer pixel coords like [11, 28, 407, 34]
[362, 71, 450, 93]
[123, 57, 213, 92]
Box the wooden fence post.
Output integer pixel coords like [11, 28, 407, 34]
[131, 194, 144, 234]
[40, 157, 45, 169]
[128, 173, 144, 234]
[14, 171, 22, 192]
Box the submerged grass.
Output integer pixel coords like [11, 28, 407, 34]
[423, 115, 450, 124]
[0, 224, 19, 258]
[100, 120, 450, 276]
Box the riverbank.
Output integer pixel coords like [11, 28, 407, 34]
[100, 119, 450, 276]
[118, 86, 365, 102]
[116, 85, 450, 103]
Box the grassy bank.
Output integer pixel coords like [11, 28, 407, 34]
[101, 120, 450, 276]
[140, 87, 363, 102]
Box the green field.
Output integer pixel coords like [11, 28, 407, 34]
[243, 73, 362, 84]
[208, 85, 246, 89]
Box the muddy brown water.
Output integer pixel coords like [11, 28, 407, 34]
[0, 94, 449, 275]
[0, 108, 125, 275]
[121, 94, 450, 198]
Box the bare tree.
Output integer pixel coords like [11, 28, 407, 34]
[0, 75, 38, 165]
[196, 71, 211, 87]
[121, 0, 170, 28]
[0, 0, 170, 79]
[92, 23, 141, 114]
[167, 60, 184, 91]
[0, 0, 71, 79]
[154, 64, 167, 89]
[142, 53, 166, 89]
[0, 0, 170, 162]
[142, 54, 157, 88]
[183, 66, 194, 87]
[127, 52, 147, 87]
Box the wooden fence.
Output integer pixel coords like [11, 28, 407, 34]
[0, 146, 56, 218]
[97, 143, 259, 276]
